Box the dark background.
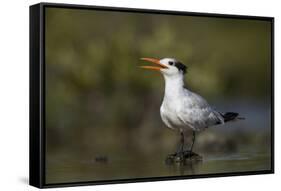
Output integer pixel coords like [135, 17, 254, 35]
[45, 7, 272, 183]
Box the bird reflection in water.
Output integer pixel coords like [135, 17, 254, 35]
[165, 156, 203, 175]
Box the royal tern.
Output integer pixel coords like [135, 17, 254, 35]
[140, 57, 244, 161]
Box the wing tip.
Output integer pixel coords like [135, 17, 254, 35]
[223, 112, 244, 122]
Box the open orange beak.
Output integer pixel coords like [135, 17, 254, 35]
[139, 58, 168, 71]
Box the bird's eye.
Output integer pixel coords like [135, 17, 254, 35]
[168, 61, 173, 65]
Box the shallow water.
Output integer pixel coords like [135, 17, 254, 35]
[46, 149, 271, 184]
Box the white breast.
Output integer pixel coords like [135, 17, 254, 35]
[160, 98, 183, 129]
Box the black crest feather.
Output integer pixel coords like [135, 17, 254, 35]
[175, 61, 187, 74]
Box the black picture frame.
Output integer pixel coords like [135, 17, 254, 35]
[30, 2, 274, 188]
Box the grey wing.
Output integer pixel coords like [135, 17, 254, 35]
[178, 90, 224, 130]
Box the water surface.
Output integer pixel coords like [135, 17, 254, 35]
[46, 149, 271, 184]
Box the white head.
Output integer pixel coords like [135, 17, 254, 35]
[140, 57, 187, 77]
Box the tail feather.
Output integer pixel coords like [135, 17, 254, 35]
[222, 112, 244, 122]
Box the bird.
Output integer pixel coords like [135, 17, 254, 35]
[140, 57, 244, 161]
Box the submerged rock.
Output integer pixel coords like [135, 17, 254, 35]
[95, 155, 108, 163]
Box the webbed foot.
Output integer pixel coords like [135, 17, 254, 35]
[165, 150, 202, 164]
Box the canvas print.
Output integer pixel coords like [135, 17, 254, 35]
[44, 5, 273, 185]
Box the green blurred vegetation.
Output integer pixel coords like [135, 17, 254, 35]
[45, 7, 272, 183]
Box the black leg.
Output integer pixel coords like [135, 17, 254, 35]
[190, 131, 196, 153]
[180, 131, 184, 153]
[166, 130, 202, 164]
